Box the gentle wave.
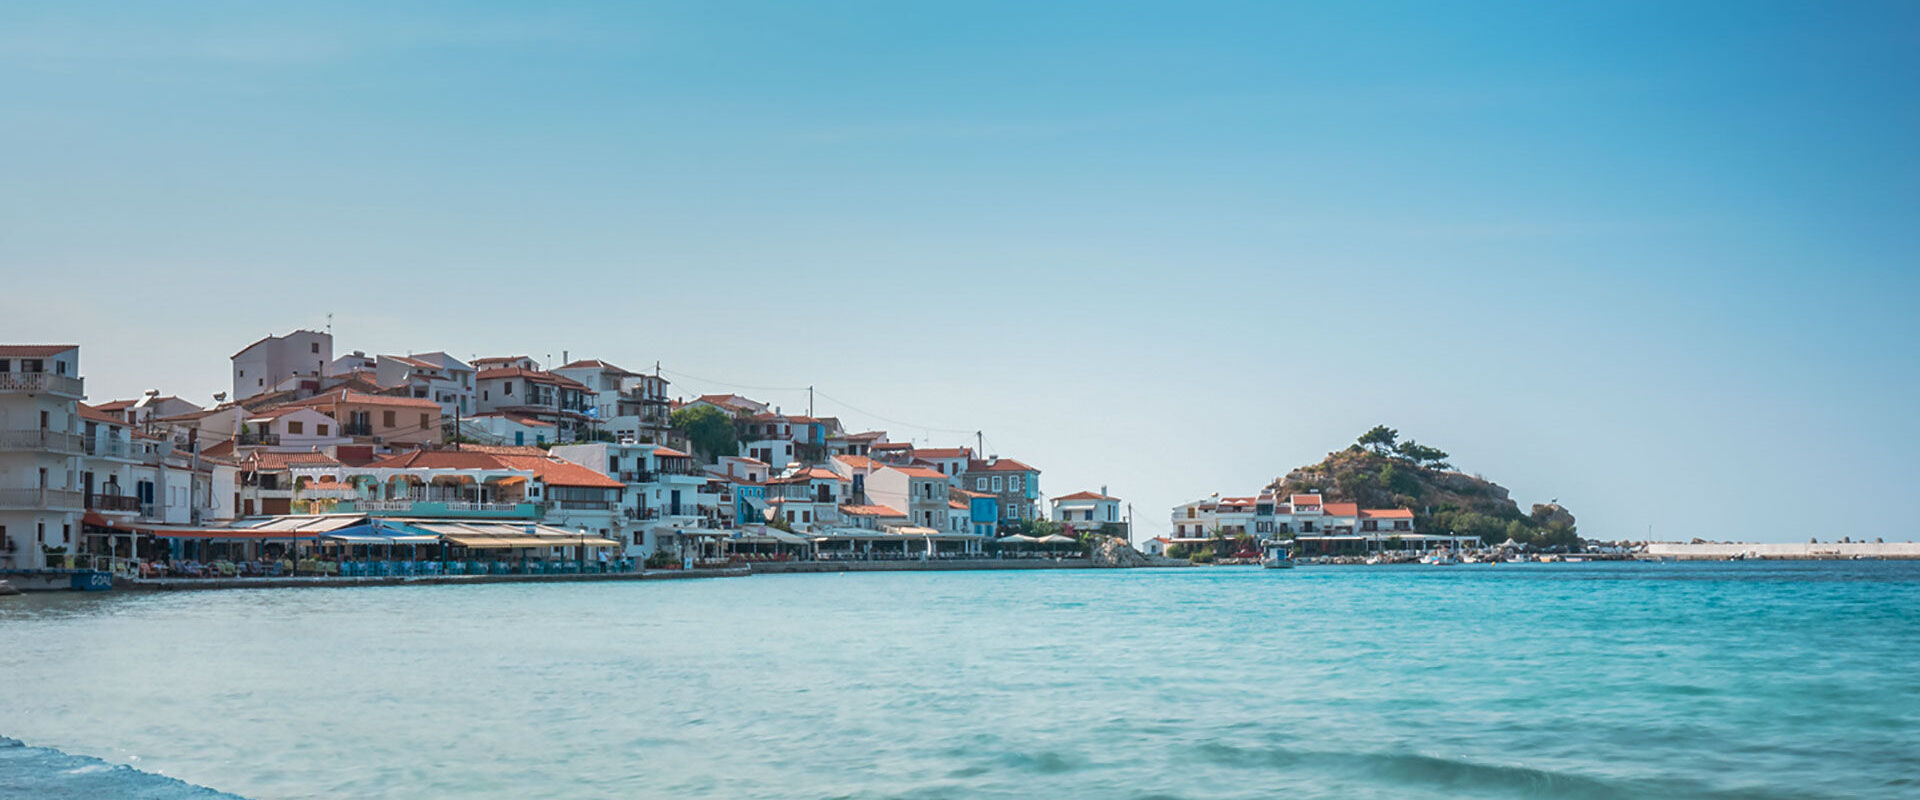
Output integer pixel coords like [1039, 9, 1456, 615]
[1196, 741, 1825, 800]
[0, 736, 245, 799]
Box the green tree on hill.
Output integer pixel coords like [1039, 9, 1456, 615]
[1358, 425, 1399, 455]
[1395, 440, 1452, 470]
[670, 405, 737, 462]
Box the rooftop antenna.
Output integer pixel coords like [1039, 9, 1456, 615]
[326, 313, 333, 336]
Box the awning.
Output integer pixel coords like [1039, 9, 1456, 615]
[441, 534, 619, 549]
[83, 511, 326, 540]
[325, 532, 442, 546]
[997, 534, 1040, 544]
[887, 526, 942, 537]
[1037, 534, 1077, 544]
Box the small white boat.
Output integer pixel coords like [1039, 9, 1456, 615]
[1261, 540, 1295, 569]
[1422, 551, 1461, 566]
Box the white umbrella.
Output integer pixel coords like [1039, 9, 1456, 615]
[1037, 534, 1077, 545]
[996, 534, 1040, 544]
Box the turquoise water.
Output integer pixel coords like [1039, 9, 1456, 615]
[2, 562, 1917, 799]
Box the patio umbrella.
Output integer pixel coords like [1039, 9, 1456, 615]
[1037, 534, 1077, 545]
[996, 534, 1040, 544]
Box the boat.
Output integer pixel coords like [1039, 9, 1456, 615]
[1421, 551, 1461, 566]
[1260, 539, 1295, 569]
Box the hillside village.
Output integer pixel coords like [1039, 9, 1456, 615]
[0, 333, 1129, 574]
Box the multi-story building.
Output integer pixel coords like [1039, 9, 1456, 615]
[281, 389, 444, 448]
[375, 353, 475, 417]
[474, 367, 592, 441]
[1051, 489, 1127, 538]
[865, 464, 951, 531]
[92, 392, 201, 430]
[549, 441, 716, 558]
[0, 345, 88, 569]
[763, 467, 849, 531]
[231, 330, 332, 401]
[552, 360, 676, 446]
[960, 456, 1041, 527]
[1169, 491, 1431, 553]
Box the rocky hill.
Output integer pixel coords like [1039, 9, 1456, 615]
[1266, 429, 1580, 547]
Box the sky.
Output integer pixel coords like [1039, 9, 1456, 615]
[3, 1, 1916, 542]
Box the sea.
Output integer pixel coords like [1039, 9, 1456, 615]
[2, 561, 1916, 800]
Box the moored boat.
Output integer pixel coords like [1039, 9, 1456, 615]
[1260, 539, 1295, 569]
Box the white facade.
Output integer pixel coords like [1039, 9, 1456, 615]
[375, 353, 475, 417]
[866, 465, 950, 531]
[231, 330, 332, 401]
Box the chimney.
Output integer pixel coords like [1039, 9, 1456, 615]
[1101, 484, 1108, 498]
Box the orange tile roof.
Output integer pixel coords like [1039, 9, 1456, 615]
[243, 450, 342, 470]
[889, 466, 948, 479]
[1323, 502, 1359, 517]
[652, 446, 691, 458]
[1053, 490, 1115, 502]
[1360, 508, 1415, 519]
[369, 448, 623, 488]
[833, 455, 878, 469]
[967, 458, 1037, 473]
[840, 504, 905, 517]
[1290, 494, 1323, 505]
[914, 447, 972, 460]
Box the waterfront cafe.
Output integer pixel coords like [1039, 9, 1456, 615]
[80, 512, 624, 578]
[723, 525, 814, 562]
[1291, 532, 1482, 555]
[812, 527, 985, 560]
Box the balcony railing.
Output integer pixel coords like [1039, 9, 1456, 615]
[342, 423, 374, 437]
[86, 494, 142, 512]
[0, 488, 85, 509]
[550, 499, 611, 511]
[83, 437, 129, 457]
[236, 432, 282, 446]
[0, 429, 86, 454]
[0, 372, 83, 396]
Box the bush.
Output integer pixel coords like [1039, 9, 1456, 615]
[644, 551, 678, 569]
[1188, 549, 1215, 564]
[1166, 544, 1190, 559]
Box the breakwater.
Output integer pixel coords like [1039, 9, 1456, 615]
[1644, 542, 1920, 560]
[119, 566, 749, 591]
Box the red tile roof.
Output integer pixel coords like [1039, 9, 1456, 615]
[557, 359, 637, 375]
[1053, 490, 1115, 502]
[967, 458, 1037, 473]
[840, 504, 905, 517]
[0, 344, 77, 357]
[476, 367, 588, 390]
[1290, 494, 1323, 505]
[652, 446, 691, 458]
[833, 455, 878, 469]
[287, 389, 443, 411]
[76, 403, 124, 426]
[1322, 502, 1360, 517]
[914, 447, 973, 460]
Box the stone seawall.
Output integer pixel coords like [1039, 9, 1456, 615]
[751, 559, 1094, 574]
[121, 567, 750, 591]
[1644, 542, 1920, 560]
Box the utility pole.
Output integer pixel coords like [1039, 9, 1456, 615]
[807, 385, 813, 418]
[976, 430, 984, 455]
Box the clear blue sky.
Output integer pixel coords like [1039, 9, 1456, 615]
[4, 2, 1916, 542]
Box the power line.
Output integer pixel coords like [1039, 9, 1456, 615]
[812, 390, 977, 436]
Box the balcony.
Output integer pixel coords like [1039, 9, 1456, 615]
[0, 488, 85, 510]
[549, 499, 612, 511]
[235, 432, 282, 446]
[342, 422, 374, 437]
[0, 372, 83, 397]
[86, 494, 142, 513]
[83, 437, 129, 458]
[0, 429, 86, 454]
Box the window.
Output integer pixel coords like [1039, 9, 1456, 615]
[383, 410, 396, 428]
[1009, 476, 1023, 492]
[975, 477, 987, 490]
[504, 381, 514, 396]
[311, 342, 320, 354]
[317, 424, 329, 436]
[287, 421, 303, 434]
[991, 476, 1003, 492]
[419, 413, 430, 429]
